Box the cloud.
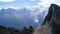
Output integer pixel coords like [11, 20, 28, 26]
[29, 0, 36, 1]
[29, 0, 60, 15]
[25, 0, 60, 24]
[38, 0, 60, 7]
[34, 0, 60, 15]
[20, 0, 60, 23]
[0, 6, 21, 9]
[34, 16, 39, 23]
[27, 0, 60, 10]
[0, 0, 15, 2]
[7, 6, 20, 9]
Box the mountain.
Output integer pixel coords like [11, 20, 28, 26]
[0, 4, 60, 34]
[0, 8, 46, 29]
[33, 4, 60, 34]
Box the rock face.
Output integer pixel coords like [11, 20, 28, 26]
[33, 4, 60, 34]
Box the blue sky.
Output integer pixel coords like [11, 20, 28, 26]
[0, 0, 60, 9]
[0, 0, 40, 9]
[0, 0, 38, 6]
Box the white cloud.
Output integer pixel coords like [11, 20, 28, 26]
[28, 0, 60, 16]
[1, 6, 20, 9]
[7, 6, 20, 9]
[34, 0, 60, 15]
[0, 6, 22, 10]
[25, 0, 60, 16]
[27, 0, 60, 10]
[29, 0, 36, 1]
[25, 0, 60, 24]
[38, 0, 60, 7]
[0, 0, 15, 2]
[34, 17, 39, 23]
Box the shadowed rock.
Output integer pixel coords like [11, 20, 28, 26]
[33, 4, 60, 34]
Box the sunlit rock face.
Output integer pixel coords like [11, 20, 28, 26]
[33, 4, 60, 34]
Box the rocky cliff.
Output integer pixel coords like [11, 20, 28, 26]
[33, 4, 60, 34]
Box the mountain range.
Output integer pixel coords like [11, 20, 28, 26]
[0, 8, 47, 29]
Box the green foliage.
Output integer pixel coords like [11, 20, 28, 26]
[21, 26, 34, 34]
[0, 25, 34, 34]
[0, 25, 6, 30]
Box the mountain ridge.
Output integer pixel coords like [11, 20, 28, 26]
[33, 4, 60, 34]
[0, 8, 46, 29]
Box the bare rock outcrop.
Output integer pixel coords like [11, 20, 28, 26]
[33, 4, 60, 34]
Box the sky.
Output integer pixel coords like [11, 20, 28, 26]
[0, 0, 60, 9]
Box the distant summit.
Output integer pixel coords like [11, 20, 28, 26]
[42, 4, 60, 25]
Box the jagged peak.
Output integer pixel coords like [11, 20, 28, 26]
[50, 4, 60, 8]
[51, 4, 58, 6]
